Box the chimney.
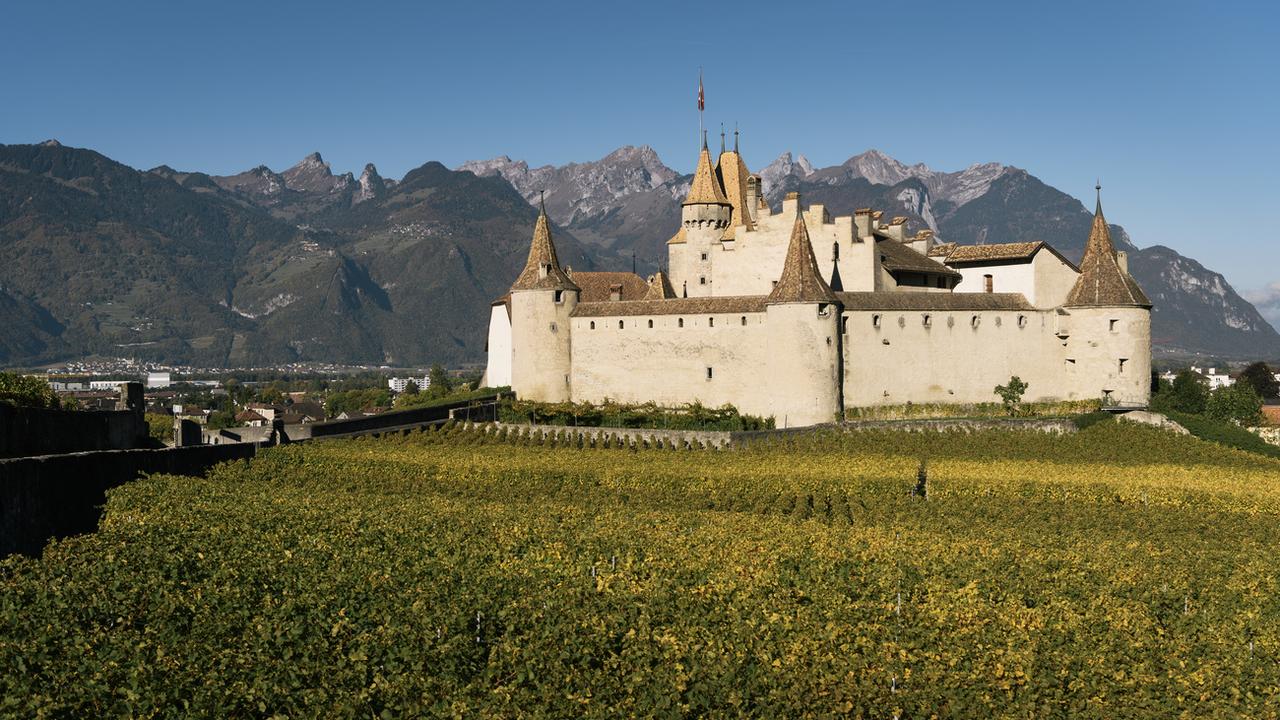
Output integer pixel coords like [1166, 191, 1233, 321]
[609, 283, 623, 302]
[872, 210, 884, 229]
[782, 191, 800, 216]
[808, 203, 827, 225]
[854, 208, 873, 239]
[884, 216, 908, 242]
[745, 175, 761, 222]
[1116, 250, 1129, 274]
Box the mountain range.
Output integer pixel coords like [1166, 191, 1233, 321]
[1, 140, 1276, 368]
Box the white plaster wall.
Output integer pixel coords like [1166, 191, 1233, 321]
[570, 312, 775, 419]
[1033, 252, 1080, 308]
[1059, 307, 1151, 406]
[482, 305, 512, 388]
[952, 263, 1036, 302]
[766, 303, 843, 427]
[510, 289, 576, 402]
[842, 308, 1073, 407]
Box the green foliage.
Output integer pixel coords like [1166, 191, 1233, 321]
[1204, 382, 1263, 426]
[0, 371, 60, 409]
[206, 410, 237, 430]
[425, 364, 453, 400]
[500, 398, 775, 431]
[393, 387, 504, 411]
[1071, 410, 1115, 430]
[144, 413, 174, 444]
[1165, 410, 1280, 460]
[402, 379, 420, 396]
[993, 375, 1028, 416]
[1150, 370, 1210, 415]
[1239, 362, 1279, 399]
[324, 388, 392, 418]
[4, 423, 1280, 715]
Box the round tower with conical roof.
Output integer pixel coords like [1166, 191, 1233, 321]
[672, 133, 732, 298]
[1062, 187, 1152, 406]
[765, 206, 843, 426]
[509, 199, 580, 402]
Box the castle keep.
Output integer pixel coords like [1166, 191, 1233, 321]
[483, 135, 1151, 426]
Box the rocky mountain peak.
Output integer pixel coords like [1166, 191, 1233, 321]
[282, 152, 352, 194]
[759, 152, 815, 195]
[39, 139, 62, 148]
[355, 163, 386, 204]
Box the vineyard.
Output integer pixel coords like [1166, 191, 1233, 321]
[3, 422, 1280, 717]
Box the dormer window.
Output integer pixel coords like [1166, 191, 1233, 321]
[540, 263, 552, 278]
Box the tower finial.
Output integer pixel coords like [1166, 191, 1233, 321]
[733, 122, 739, 153]
[720, 123, 725, 154]
[702, 128, 708, 150]
[539, 189, 546, 214]
[1095, 179, 1102, 212]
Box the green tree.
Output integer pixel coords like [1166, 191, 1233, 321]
[145, 413, 175, 444]
[994, 376, 1028, 416]
[1150, 370, 1210, 415]
[0, 372, 61, 409]
[426, 365, 453, 400]
[403, 379, 420, 396]
[1205, 382, 1263, 426]
[1238, 362, 1279, 399]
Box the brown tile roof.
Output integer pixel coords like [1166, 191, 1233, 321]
[566, 270, 649, 302]
[683, 141, 729, 206]
[944, 241, 1044, 263]
[878, 238, 961, 277]
[644, 270, 677, 300]
[666, 227, 687, 245]
[927, 242, 957, 257]
[1065, 197, 1151, 307]
[715, 150, 755, 231]
[768, 212, 837, 304]
[571, 295, 768, 318]
[835, 291, 1034, 311]
[510, 202, 579, 292]
[235, 409, 266, 423]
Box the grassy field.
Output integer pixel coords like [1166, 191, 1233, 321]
[3, 422, 1279, 717]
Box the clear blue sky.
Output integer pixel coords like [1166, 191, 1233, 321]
[3, 0, 1278, 307]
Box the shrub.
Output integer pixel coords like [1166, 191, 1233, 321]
[1150, 370, 1209, 415]
[1165, 410, 1280, 459]
[993, 376, 1028, 416]
[1204, 382, 1263, 426]
[0, 371, 60, 409]
[1071, 411, 1114, 430]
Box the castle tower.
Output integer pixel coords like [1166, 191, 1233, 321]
[671, 132, 731, 297]
[715, 128, 756, 235]
[509, 199, 580, 402]
[765, 208, 843, 426]
[1063, 186, 1152, 406]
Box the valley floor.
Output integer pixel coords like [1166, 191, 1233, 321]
[3, 423, 1279, 717]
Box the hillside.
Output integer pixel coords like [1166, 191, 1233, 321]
[0, 143, 607, 367]
[4, 424, 1279, 715]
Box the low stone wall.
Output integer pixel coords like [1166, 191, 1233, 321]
[306, 394, 503, 440]
[0, 403, 148, 459]
[840, 417, 1078, 434]
[0, 443, 258, 558]
[488, 422, 734, 449]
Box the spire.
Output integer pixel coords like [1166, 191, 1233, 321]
[720, 123, 726, 154]
[829, 257, 844, 292]
[683, 135, 730, 206]
[733, 123, 739, 153]
[510, 197, 579, 292]
[769, 209, 837, 304]
[1064, 185, 1149, 307]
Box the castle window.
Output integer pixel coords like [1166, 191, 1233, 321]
[618, 320, 624, 329]
[1119, 358, 1128, 373]
[678, 318, 684, 328]
[648, 319, 653, 328]
[832, 241, 840, 261]
[873, 314, 882, 328]
[1110, 319, 1119, 332]
[549, 322, 557, 332]
[994, 316, 1003, 327]
[971, 315, 980, 328]
[1017, 315, 1027, 328]
[983, 274, 993, 293]
[741, 316, 747, 326]
[589, 321, 595, 330]
[701, 252, 708, 261]
[709, 317, 714, 327]
[1066, 358, 1076, 368]
[922, 314, 932, 328]
[553, 290, 564, 303]
[706, 366, 714, 380]
[700, 276, 707, 285]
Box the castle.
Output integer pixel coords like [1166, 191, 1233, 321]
[482, 134, 1151, 426]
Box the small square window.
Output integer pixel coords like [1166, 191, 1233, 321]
[1109, 319, 1119, 332]
[618, 320, 624, 329]
[1119, 358, 1127, 373]
[678, 318, 684, 328]
[648, 319, 653, 328]
[706, 367, 713, 380]
[700, 252, 708, 261]
[699, 277, 707, 285]
[553, 290, 564, 303]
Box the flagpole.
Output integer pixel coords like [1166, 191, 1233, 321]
[698, 67, 703, 149]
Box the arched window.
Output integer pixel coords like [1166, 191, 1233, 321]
[740, 316, 747, 326]
[678, 318, 684, 328]
[648, 319, 654, 328]
[589, 321, 595, 330]
[618, 320, 624, 330]
[709, 317, 714, 327]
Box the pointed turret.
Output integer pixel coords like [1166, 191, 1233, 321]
[510, 198, 579, 292]
[714, 129, 755, 233]
[1065, 187, 1149, 307]
[769, 210, 837, 304]
[683, 133, 730, 206]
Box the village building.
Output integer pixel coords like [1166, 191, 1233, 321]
[483, 133, 1152, 426]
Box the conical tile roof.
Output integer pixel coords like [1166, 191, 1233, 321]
[715, 149, 755, 232]
[1065, 193, 1150, 307]
[768, 211, 837, 304]
[510, 201, 579, 292]
[644, 270, 677, 300]
[683, 138, 729, 206]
